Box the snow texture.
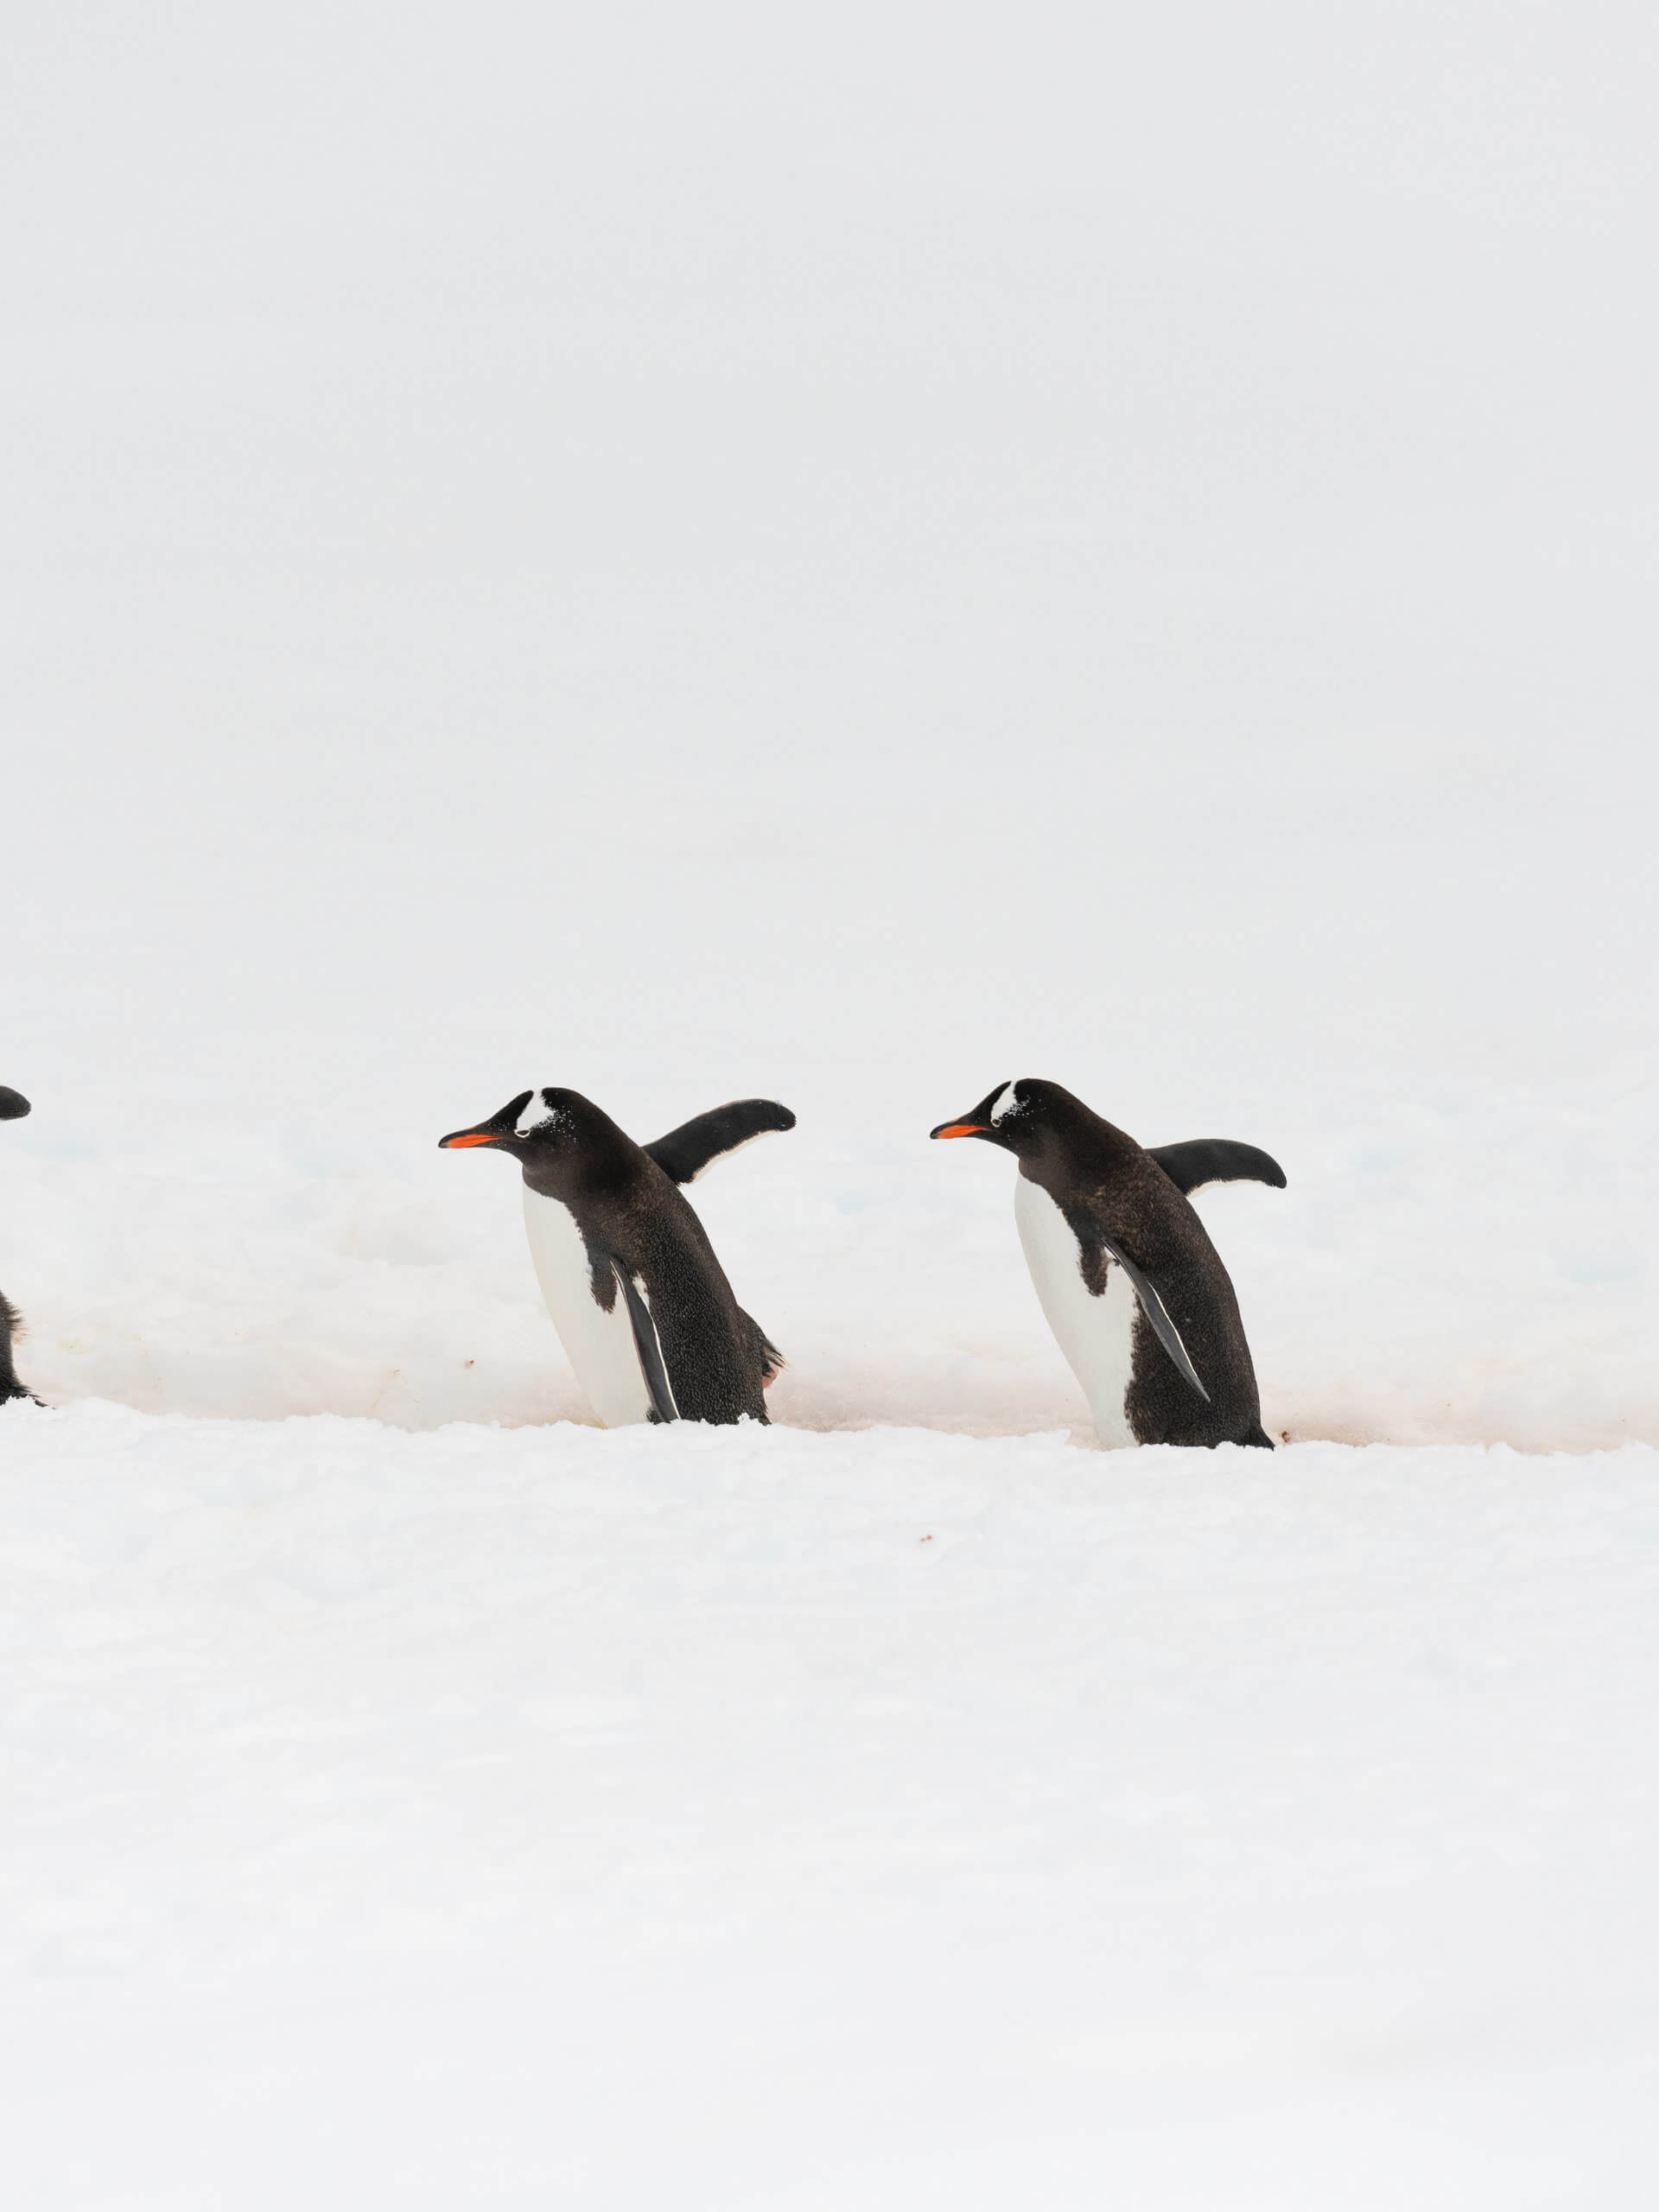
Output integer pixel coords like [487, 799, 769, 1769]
[3, 0, 1658, 2199]
[3, 1402, 1658, 2207]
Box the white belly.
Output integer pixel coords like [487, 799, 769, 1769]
[522, 1185, 653, 1428]
[1014, 1172, 1138, 1449]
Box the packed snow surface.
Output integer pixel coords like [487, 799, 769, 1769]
[5, 1402, 1658, 2208]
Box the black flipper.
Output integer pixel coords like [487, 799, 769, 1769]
[645, 1100, 796, 1186]
[611, 1260, 679, 1424]
[0, 1088, 29, 1122]
[1071, 1218, 1211, 1404]
[1148, 1139, 1287, 1197]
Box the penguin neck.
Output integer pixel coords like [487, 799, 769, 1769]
[1018, 1109, 1141, 1200]
[520, 1137, 652, 1211]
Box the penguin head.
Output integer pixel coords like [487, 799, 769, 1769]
[930, 1078, 1071, 1160]
[0, 1087, 29, 1122]
[439, 1087, 582, 1164]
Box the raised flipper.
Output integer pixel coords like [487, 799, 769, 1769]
[610, 1259, 679, 1424]
[1149, 1138, 1286, 1198]
[645, 1099, 796, 1186]
[0, 1088, 29, 1122]
[1068, 1214, 1211, 1404]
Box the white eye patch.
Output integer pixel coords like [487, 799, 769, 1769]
[516, 1089, 560, 1136]
[988, 1081, 1020, 1124]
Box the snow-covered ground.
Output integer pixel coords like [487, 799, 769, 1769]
[3, 0, 1658, 2201]
[6, 1402, 1659, 2209]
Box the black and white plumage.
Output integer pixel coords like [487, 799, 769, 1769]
[1, 1085, 39, 1407]
[441, 1089, 793, 1427]
[931, 1078, 1278, 1450]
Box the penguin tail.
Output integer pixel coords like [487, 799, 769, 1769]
[740, 1309, 786, 1391]
[1243, 1422, 1274, 1450]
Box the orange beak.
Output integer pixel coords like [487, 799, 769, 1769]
[930, 1122, 989, 1140]
[439, 1130, 500, 1148]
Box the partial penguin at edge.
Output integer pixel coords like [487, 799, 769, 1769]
[1, 1086, 41, 1407]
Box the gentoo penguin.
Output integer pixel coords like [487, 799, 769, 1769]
[931, 1079, 1276, 1449]
[441, 1090, 793, 1427]
[0, 1085, 38, 1406]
